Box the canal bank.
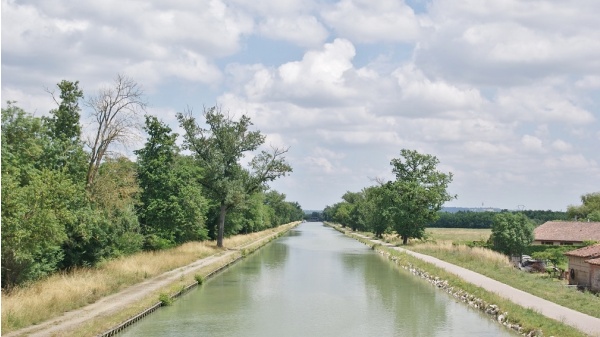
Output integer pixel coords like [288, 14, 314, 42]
[3, 222, 300, 337]
[327, 223, 600, 337]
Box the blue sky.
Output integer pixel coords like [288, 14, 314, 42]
[2, 0, 599, 211]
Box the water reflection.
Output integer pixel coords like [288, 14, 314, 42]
[120, 223, 515, 337]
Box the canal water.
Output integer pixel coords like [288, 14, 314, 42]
[120, 223, 515, 337]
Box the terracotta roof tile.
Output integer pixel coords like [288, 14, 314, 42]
[534, 221, 600, 242]
[564, 244, 600, 258]
[586, 257, 600, 266]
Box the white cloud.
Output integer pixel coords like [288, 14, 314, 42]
[321, 0, 421, 43]
[257, 15, 328, 47]
[521, 135, 544, 152]
[551, 139, 572, 152]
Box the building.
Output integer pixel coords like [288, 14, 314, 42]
[533, 221, 600, 246]
[564, 244, 600, 291]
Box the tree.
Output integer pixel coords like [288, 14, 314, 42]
[177, 106, 292, 247]
[85, 74, 146, 188]
[42, 80, 87, 181]
[135, 116, 208, 249]
[489, 213, 534, 259]
[360, 185, 391, 237]
[567, 192, 600, 221]
[385, 149, 455, 244]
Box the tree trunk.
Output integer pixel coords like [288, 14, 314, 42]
[402, 235, 408, 245]
[217, 202, 227, 248]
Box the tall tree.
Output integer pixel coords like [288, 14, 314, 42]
[490, 213, 534, 259]
[177, 106, 292, 247]
[43, 80, 87, 181]
[46, 80, 84, 142]
[135, 116, 208, 249]
[386, 149, 455, 244]
[85, 74, 146, 188]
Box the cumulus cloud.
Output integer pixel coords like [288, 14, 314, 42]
[321, 0, 421, 43]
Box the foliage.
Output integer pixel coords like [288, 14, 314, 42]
[489, 213, 534, 258]
[385, 149, 455, 244]
[531, 248, 567, 268]
[177, 106, 292, 247]
[135, 116, 208, 249]
[567, 192, 600, 221]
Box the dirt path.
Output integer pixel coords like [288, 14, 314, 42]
[361, 235, 600, 337]
[4, 228, 286, 337]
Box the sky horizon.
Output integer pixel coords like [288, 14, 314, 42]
[2, 0, 599, 212]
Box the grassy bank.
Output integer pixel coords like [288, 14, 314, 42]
[2, 223, 298, 335]
[327, 223, 591, 337]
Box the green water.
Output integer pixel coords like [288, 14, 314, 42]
[120, 223, 515, 336]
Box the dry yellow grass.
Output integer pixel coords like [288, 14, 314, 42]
[411, 241, 511, 268]
[1, 224, 296, 333]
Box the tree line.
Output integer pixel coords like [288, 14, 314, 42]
[322, 149, 455, 243]
[1, 75, 303, 289]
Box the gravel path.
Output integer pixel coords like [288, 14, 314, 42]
[365, 237, 600, 337]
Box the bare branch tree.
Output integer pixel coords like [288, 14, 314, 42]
[85, 74, 146, 188]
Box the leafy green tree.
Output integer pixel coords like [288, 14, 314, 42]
[385, 149, 455, 244]
[62, 157, 143, 267]
[489, 213, 534, 258]
[177, 106, 292, 247]
[1, 103, 83, 286]
[135, 116, 208, 249]
[360, 185, 391, 237]
[42, 80, 88, 181]
[567, 192, 600, 221]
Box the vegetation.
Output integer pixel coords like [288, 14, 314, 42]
[489, 213, 534, 258]
[431, 209, 568, 228]
[177, 106, 293, 247]
[1, 77, 302, 290]
[568, 192, 600, 221]
[323, 149, 454, 242]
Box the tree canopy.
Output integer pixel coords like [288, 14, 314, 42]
[177, 106, 293, 247]
[489, 212, 534, 258]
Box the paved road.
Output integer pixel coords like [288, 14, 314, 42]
[362, 236, 600, 337]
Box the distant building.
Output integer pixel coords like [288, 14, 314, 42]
[564, 244, 600, 291]
[533, 221, 600, 246]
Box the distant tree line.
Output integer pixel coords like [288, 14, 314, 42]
[431, 209, 568, 228]
[1, 76, 303, 289]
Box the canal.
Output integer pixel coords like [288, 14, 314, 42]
[120, 223, 515, 336]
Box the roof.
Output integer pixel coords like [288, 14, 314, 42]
[586, 257, 600, 266]
[534, 221, 600, 242]
[564, 244, 600, 258]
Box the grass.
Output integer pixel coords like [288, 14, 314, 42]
[425, 227, 491, 243]
[1, 223, 298, 334]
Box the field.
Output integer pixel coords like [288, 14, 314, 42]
[425, 227, 491, 243]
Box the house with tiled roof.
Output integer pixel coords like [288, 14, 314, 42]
[533, 221, 600, 246]
[564, 244, 600, 291]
